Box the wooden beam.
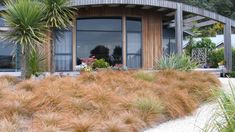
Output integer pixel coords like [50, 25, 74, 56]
[122, 16, 127, 67]
[72, 18, 77, 71]
[157, 7, 167, 12]
[141, 6, 152, 10]
[125, 5, 136, 8]
[183, 20, 217, 30]
[184, 16, 205, 23]
[166, 11, 175, 17]
[224, 19, 232, 72]
[175, 3, 183, 54]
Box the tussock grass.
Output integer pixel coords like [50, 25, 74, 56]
[134, 71, 156, 82]
[0, 70, 220, 131]
[0, 76, 19, 85]
[204, 80, 235, 132]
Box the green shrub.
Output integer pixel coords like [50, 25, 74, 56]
[134, 97, 165, 114]
[185, 37, 216, 57]
[92, 59, 110, 69]
[227, 71, 235, 78]
[208, 48, 235, 70]
[155, 54, 198, 71]
[208, 48, 224, 68]
[134, 71, 155, 82]
[204, 80, 235, 132]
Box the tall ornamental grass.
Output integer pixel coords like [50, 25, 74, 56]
[204, 80, 235, 132]
[155, 54, 198, 71]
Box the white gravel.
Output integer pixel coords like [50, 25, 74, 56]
[145, 78, 235, 132]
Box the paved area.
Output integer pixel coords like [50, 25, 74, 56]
[145, 78, 235, 132]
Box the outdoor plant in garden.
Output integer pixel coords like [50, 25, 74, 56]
[204, 80, 235, 132]
[2, 0, 47, 78]
[42, 0, 76, 73]
[155, 54, 198, 71]
[27, 50, 46, 77]
[0, 70, 220, 131]
[92, 59, 110, 69]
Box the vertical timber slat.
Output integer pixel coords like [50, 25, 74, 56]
[72, 18, 77, 71]
[175, 3, 183, 54]
[122, 16, 127, 66]
[224, 19, 232, 72]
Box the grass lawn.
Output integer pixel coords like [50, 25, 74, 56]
[0, 70, 220, 131]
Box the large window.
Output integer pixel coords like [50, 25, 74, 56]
[126, 17, 142, 68]
[55, 30, 73, 71]
[76, 18, 123, 66]
[0, 41, 20, 72]
[0, 16, 20, 72]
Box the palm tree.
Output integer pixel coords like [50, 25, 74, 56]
[2, 0, 47, 78]
[41, 0, 76, 73]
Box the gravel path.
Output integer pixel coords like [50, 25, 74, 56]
[145, 78, 235, 132]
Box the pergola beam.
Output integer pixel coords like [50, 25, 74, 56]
[183, 20, 217, 30]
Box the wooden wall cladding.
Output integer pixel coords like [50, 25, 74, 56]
[77, 7, 162, 69]
[142, 15, 162, 69]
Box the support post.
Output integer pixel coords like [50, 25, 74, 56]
[224, 19, 232, 72]
[175, 3, 183, 54]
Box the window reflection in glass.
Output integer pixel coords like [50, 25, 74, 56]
[76, 18, 123, 66]
[0, 41, 19, 72]
[126, 17, 142, 68]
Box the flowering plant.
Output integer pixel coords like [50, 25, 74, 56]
[76, 56, 96, 72]
[80, 56, 96, 66]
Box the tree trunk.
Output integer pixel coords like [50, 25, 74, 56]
[20, 52, 30, 79]
[20, 52, 26, 79]
[50, 31, 55, 73]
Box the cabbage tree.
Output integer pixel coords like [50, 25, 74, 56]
[2, 0, 47, 78]
[41, 0, 76, 72]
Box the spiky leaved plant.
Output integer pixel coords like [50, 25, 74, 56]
[41, 0, 76, 73]
[2, 0, 47, 78]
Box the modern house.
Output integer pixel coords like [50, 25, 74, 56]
[0, 0, 235, 73]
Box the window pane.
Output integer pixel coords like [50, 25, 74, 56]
[126, 17, 142, 68]
[77, 31, 122, 65]
[77, 18, 122, 31]
[0, 41, 18, 72]
[54, 30, 72, 71]
[126, 18, 141, 31]
[127, 33, 142, 54]
[55, 31, 72, 54]
[0, 17, 6, 27]
[127, 55, 141, 68]
[55, 55, 72, 71]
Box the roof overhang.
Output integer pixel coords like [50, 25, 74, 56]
[70, 0, 235, 27]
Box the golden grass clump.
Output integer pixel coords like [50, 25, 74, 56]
[0, 75, 19, 85]
[0, 116, 20, 132]
[16, 80, 36, 91]
[0, 70, 220, 131]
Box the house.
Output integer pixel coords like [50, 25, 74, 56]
[0, 0, 235, 73]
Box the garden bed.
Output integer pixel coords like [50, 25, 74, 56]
[0, 70, 220, 131]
